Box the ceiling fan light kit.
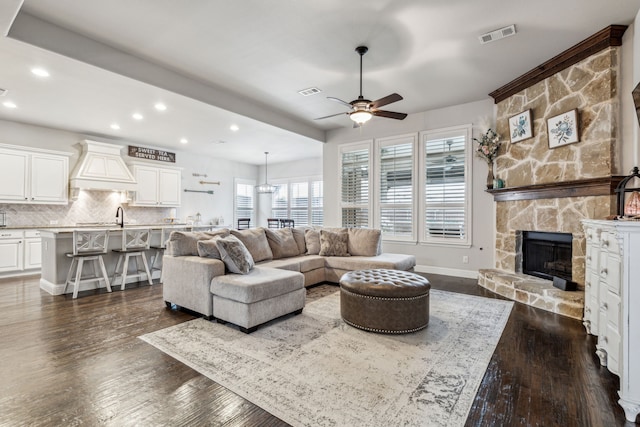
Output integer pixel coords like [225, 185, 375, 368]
[256, 151, 276, 194]
[315, 45, 407, 126]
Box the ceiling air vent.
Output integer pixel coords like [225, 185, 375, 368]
[478, 25, 517, 45]
[0, 88, 7, 97]
[298, 87, 322, 97]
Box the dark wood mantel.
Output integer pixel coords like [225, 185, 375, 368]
[486, 176, 624, 202]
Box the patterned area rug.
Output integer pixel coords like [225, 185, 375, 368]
[140, 290, 513, 427]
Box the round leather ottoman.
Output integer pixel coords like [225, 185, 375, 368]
[339, 269, 430, 334]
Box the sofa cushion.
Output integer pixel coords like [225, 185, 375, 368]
[305, 229, 320, 255]
[166, 229, 228, 256]
[348, 228, 382, 256]
[291, 227, 307, 255]
[298, 255, 325, 272]
[230, 228, 273, 263]
[324, 253, 416, 272]
[210, 267, 304, 304]
[319, 229, 349, 257]
[265, 227, 299, 259]
[258, 258, 301, 272]
[197, 238, 223, 259]
[215, 235, 255, 274]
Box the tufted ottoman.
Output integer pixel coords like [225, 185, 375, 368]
[339, 269, 431, 334]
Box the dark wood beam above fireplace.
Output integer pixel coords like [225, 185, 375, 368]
[489, 25, 628, 103]
[486, 176, 624, 202]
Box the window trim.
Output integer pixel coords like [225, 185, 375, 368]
[418, 124, 473, 247]
[374, 133, 418, 243]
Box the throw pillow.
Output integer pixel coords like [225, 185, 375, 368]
[319, 229, 350, 257]
[214, 235, 255, 274]
[265, 227, 300, 259]
[166, 229, 229, 256]
[197, 238, 222, 259]
[230, 228, 273, 263]
[347, 228, 382, 256]
[305, 228, 321, 255]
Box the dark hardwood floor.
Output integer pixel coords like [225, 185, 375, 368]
[0, 273, 629, 426]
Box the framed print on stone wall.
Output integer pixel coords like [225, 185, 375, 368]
[508, 109, 533, 143]
[547, 109, 579, 149]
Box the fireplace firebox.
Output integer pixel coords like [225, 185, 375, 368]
[520, 231, 572, 281]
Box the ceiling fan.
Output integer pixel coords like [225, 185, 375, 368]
[315, 46, 407, 126]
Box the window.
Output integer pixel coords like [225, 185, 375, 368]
[340, 142, 372, 228]
[234, 178, 255, 225]
[420, 125, 471, 245]
[376, 134, 416, 241]
[270, 177, 323, 227]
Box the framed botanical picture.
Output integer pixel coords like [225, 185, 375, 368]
[547, 109, 579, 148]
[508, 109, 533, 143]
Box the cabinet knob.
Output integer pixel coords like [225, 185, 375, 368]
[602, 336, 608, 343]
[602, 240, 609, 248]
[602, 302, 608, 310]
[586, 307, 591, 313]
[586, 281, 590, 287]
[600, 268, 608, 276]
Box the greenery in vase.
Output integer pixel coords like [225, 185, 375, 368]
[474, 128, 501, 163]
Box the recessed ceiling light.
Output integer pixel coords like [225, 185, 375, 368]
[132, 113, 143, 120]
[230, 124, 239, 132]
[3, 101, 17, 109]
[154, 103, 167, 111]
[180, 138, 188, 144]
[31, 68, 50, 77]
[110, 123, 120, 130]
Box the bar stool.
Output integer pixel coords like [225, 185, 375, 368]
[149, 227, 183, 282]
[267, 218, 280, 229]
[280, 219, 295, 228]
[112, 228, 153, 290]
[237, 218, 251, 229]
[64, 229, 111, 299]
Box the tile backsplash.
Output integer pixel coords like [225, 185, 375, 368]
[0, 190, 171, 227]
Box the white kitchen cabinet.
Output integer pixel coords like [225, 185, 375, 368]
[581, 219, 640, 422]
[0, 231, 23, 273]
[0, 144, 70, 204]
[0, 230, 42, 275]
[24, 231, 42, 270]
[130, 162, 181, 207]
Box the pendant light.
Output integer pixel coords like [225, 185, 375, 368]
[256, 151, 276, 194]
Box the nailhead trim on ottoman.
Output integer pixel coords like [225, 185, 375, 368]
[339, 269, 431, 334]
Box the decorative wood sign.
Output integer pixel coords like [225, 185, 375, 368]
[128, 145, 176, 163]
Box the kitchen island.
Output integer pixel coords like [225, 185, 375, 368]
[39, 224, 221, 295]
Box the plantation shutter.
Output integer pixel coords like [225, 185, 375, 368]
[290, 181, 309, 226]
[311, 179, 323, 226]
[235, 181, 255, 224]
[424, 132, 468, 243]
[341, 146, 370, 228]
[378, 136, 415, 240]
[271, 183, 288, 220]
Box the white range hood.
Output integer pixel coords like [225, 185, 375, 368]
[70, 140, 137, 191]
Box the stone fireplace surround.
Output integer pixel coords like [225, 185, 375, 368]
[477, 26, 626, 319]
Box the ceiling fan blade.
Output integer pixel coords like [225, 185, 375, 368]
[327, 97, 353, 108]
[314, 112, 349, 120]
[372, 109, 408, 120]
[370, 93, 403, 109]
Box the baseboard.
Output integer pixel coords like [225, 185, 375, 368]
[414, 264, 479, 280]
[40, 271, 161, 296]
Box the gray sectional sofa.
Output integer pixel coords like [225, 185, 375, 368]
[161, 226, 416, 330]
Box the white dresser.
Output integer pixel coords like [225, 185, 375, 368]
[582, 219, 640, 422]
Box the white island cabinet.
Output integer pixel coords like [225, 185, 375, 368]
[582, 219, 640, 423]
[0, 144, 71, 204]
[129, 162, 181, 207]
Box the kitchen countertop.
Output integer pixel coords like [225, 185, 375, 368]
[1, 223, 230, 232]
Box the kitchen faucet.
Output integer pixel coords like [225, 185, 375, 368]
[116, 206, 125, 228]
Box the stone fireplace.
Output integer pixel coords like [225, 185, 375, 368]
[519, 231, 572, 281]
[477, 26, 627, 319]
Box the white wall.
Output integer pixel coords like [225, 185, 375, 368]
[0, 118, 259, 226]
[323, 99, 496, 278]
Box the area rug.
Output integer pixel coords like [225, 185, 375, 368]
[140, 290, 513, 426]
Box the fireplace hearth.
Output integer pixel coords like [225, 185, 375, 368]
[519, 231, 572, 281]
